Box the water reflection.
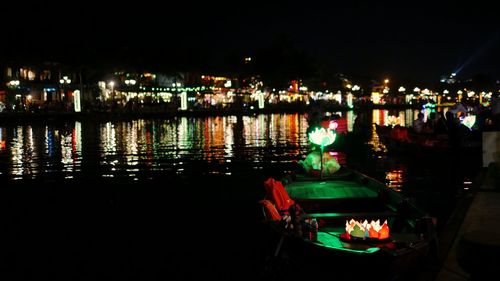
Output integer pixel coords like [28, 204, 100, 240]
[0, 110, 481, 188]
[366, 123, 387, 154]
[0, 127, 5, 151]
[371, 109, 419, 127]
[4, 113, 302, 179]
[385, 168, 406, 191]
[11, 126, 38, 179]
[60, 121, 83, 177]
[346, 110, 354, 132]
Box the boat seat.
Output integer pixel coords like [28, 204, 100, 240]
[303, 211, 399, 226]
[303, 211, 398, 220]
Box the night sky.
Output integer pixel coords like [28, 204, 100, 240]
[2, 1, 499, 83]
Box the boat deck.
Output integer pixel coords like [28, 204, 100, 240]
[284, 223, 424, 256]
[285, 180, 378, 200]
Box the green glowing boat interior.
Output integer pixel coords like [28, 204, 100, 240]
[285, 180, 378, 200]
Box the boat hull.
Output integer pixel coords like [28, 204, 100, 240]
[260, 167, 437, 279]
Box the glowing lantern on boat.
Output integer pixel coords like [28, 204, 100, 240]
[308, 127, 337, 178]
[461, 115, 476, 130]
[308, 127, 336, 147]
[344, 219, 390, 240]
[328, 121, 338, 131]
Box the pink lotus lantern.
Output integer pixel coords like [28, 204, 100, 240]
[328, 121, 338, 131]
[342, 219, 390, 240]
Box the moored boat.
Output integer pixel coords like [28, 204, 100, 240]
[259, 166, 437, 279]
[374, 123, 482, 158]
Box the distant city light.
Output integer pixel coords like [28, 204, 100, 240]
[60, 76, 71, 84]
[125, 79, 136, 85]
[9, 80, 20, 87]
[74, 90, 81, 112]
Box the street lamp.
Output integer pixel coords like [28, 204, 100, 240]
[8, 80, 20, 87]
[7, 80, 20, 110]
[125, 79, 136, 86]
[124, 79, 137, 103]
[59, 76, 71, 103]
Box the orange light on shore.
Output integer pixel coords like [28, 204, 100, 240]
[343, 219, 389, 240]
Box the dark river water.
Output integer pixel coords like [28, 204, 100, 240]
[0, 110, 483, 280]
[0, 114, 309, 181]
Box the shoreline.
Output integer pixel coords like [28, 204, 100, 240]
[0, 103, 424, 123]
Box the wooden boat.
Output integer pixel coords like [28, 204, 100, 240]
[374, 123, 481, 158]
[259, 167, 437, 279]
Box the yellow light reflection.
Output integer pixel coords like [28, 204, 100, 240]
[0, 128, 5, 151]
[11, 126, 37, 177]
[385, 169, 405, 191]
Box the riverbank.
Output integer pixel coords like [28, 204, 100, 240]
[434, 165, 500, 280]
[0, 103, 424, 124]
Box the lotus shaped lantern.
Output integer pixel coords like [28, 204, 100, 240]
[308, 127, 336, 179]
[342, 219, 390, 240]
[309, 127, 336, 147]
[462, 115, 476, 129]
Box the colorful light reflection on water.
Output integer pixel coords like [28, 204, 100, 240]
[0, 114, 314, 181]
[0, 109, 481, 193]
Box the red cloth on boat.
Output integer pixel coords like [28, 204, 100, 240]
[263, 177, 295, 213]
[259, 199, 282, 221]
[399, 128, 410, 142]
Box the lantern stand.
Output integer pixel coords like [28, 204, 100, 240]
[319, 144, 324, 179]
